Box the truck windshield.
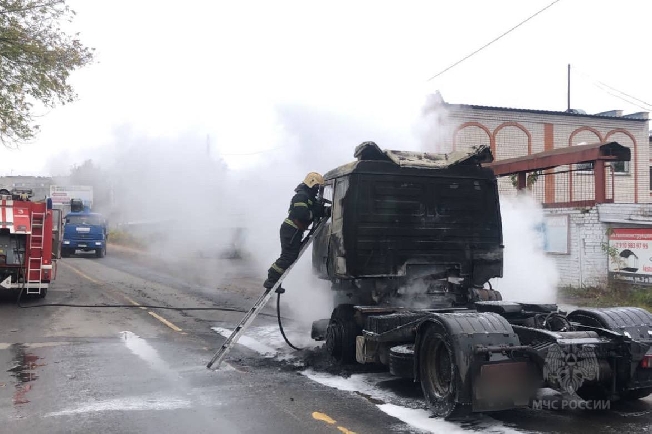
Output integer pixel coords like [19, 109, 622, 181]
[66, 215, 104, 225]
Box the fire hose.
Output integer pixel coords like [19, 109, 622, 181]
[275, 288, 302, 351]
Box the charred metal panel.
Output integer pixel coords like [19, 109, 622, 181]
[340, 169, 502, 284]
[366, 312, 431, 335]
[315, 144, 504, 290]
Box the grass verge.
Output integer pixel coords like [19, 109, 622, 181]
[107, 229, 147, 250]
[559, 283, 652, 311]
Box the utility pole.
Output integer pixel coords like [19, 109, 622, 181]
[567, 64, 571, 111]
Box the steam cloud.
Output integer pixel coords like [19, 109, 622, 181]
[48, 94, 560, 329]
[491, 195, 559, 303]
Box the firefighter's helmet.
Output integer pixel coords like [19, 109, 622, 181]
[303, 172, 324, 188]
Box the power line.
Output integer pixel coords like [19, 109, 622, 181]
[426, 0, 563, 82]
[596, 80, 652, 108]
[592, 83, 652, 112]
[573, 68, 652, 112]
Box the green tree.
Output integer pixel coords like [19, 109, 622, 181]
[0, 1, 93, 147]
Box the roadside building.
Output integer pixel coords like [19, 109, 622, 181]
[0, 176, 56, 201]
[428, 93, 651, 287]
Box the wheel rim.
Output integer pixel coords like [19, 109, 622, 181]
[426, 339, 453, 397]
[325, 321, 342, 357]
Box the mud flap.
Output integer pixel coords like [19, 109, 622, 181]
[472, 360, 536, 412]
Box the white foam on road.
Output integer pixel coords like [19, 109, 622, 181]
[302, 369, 527, 434]
[377, 404, 469, 434]
[303, 370, 401, 404]
[212, 327, 278, 356]
[121, 331, 174, 372]
[212, 325, 529, 433]
[45, 395, 193, 417]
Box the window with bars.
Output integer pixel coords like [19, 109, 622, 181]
[575, 161, 629, 174]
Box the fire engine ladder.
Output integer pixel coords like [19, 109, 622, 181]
[26, 212, 45, 295]
[207, 216, 328, 370]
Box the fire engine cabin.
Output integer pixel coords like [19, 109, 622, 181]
[0, 188, 59, 297]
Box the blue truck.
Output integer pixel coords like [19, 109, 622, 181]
[61, 199, 108, 258]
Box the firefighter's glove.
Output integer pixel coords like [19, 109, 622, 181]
[313, 205, 324, 220]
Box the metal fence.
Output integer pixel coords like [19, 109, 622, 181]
[527, 165, 614, 207]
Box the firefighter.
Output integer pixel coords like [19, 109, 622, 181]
[263, 172, 330, 289]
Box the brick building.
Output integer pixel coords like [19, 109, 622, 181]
[427, 94, 651, 287]
[427, 93, 650, 204]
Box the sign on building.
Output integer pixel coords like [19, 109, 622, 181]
[608, 228, 652, 285]
[49, 185, 93, 207]
[543, 215, 569, 254]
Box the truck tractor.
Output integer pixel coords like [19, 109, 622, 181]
[309, 142, 652, 419]
[61, 198, 108, 258]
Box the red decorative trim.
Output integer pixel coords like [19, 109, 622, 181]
[453, 122, 493, 153]
[493, 122, 532, 155]
[605, 129, 638, 203]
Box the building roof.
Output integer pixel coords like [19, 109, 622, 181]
[428, 92, 649, 121]
[445, 102, 649, 121]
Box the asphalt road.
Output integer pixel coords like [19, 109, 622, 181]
[0, 248, 651, 434]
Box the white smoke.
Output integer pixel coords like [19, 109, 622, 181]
[48, 93, 560, 323]
[490, 194, 559, 303]
[415, 91, 453, 154]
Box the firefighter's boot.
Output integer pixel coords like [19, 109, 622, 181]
[263, 267, 282, 289]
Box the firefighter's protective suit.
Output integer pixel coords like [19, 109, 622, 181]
[264, 172, 328, 289]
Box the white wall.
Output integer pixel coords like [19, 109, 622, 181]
[544, 206, 608, 287]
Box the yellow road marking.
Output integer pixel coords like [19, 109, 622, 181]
[59, 261, 102, 285]
[312, 412, 357, 434]
[61, 261, 183, 333]
[148, 311, 183, 332]
[61, 260, 243, 370]
[312, 412, 336, 424]
[118, 293, 147, 310]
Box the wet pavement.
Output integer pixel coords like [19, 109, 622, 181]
[0, 249, 651, 433]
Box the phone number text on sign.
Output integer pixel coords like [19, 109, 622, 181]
[612, 242, 649, 249]
[608, 228, 652, 282]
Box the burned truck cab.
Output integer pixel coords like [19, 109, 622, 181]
[312, 141, 504, 307]
[303, 143, 652, 419]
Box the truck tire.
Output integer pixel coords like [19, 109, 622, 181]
[569, 307, 652, 402]
[389, 344, 414, 378]
[61, 248, 71, 258]
[325, 304, 361, 364]
[419, 323, 468, 420]
[38, 288, 47, 299]
[95, 246, 106, 258]
[567, 307, 652, 338]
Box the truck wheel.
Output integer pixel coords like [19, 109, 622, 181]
[61, 248, 71, 258]
[95, 247, 105, 258]
[38, 288, 47, 299]
[567, 307, 652, 334]
[419, 324, 467, 419]
[325, 304, 360, 364]
[389, 345, 414, 378]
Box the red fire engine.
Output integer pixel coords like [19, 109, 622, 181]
[0, 188, 61, 298]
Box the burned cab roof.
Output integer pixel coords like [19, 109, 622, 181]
[323, 142, 494, 180]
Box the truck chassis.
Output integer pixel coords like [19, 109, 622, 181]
[305, 142, 652, 418]
[312, 301, 652, 419]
